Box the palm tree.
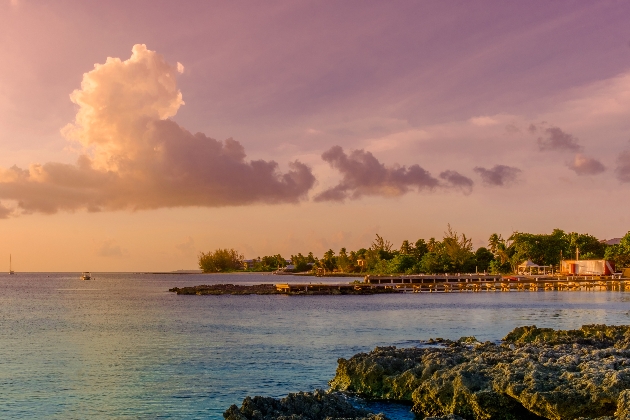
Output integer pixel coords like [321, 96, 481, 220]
[488, 233, 503, 255]
[488, 233, 510, 265]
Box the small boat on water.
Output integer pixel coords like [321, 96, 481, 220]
[9, 254, 14, 275]
[80, 272, 92, 280]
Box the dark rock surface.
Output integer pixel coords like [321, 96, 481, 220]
[169, 283, 401, 295]
[329, 325, 630, 420]
[223, 389, 386, 420]
[169, 284, 279, 295]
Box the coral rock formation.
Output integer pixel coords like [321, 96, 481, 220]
[329, 325, 630, 420]
[223, 389, 385, 420]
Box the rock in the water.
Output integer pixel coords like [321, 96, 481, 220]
[223, 389, 386, 420]
[329, 325, 630, 420]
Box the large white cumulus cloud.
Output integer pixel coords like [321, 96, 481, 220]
[0, 45, 315, 216]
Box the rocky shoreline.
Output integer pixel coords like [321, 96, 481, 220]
[169, 284, 279, 295]
[223, 389, 386, 420]
[169, 283, 401, 295]
[225, 325, 630, 420]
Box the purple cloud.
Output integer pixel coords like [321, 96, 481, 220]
[537, 127, 581, 152]
[474, 165, 522, 186]
[314, 146, 440, 202]
[439, 170, 474, 195]
[616, 151, 630, 183]
[567, 154, 606, 176]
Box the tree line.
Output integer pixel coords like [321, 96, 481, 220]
[198, 226, 630, 274]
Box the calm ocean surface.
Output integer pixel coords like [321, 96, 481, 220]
[1, 272, 630, 419]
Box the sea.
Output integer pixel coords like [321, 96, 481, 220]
[1, 272, 630, 419]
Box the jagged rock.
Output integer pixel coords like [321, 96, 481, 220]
[223, 389, 386, 420]
[616, 389, 630, 420]
[424, 415, 466, 420]
[329, 325, 630, 420]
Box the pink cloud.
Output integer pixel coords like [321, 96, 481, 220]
[0, 45, 315, 215]
[567, 154, 606, 176]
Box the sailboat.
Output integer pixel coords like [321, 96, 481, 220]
[9, 254, 14, 275]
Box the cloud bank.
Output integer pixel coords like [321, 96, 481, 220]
[474, 165, 521, 187]
[0, 45, 315, 216]
[314, 146, 472, 202]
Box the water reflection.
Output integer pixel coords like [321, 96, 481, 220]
[0, 273, 629, 418]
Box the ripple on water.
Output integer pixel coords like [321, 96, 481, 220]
[1, 273, 629, 418]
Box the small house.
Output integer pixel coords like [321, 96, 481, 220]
[560, 259, 615, 275]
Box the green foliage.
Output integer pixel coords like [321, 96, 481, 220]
[251, 254, 287, 271]
[400, 240, 412, 255]
[290, 253, 311, 272]
[372, 234, 394, 260]
[442, 224, 475, 272]
[475, 247, 495, 272]
[199, 248, 243, 273]
[336, 248, 353, 273]
[605, 232, 630, 268]
[508, 229, 567, 269]
[418, 250, 449, 274]
[320, 249, 337, 271]
[566, 232, 606, 259]
[488, 259, 511, 274]
[385, 254, 416, 274]
[215, 228, 614, 276]
[506, 229, 611, 270]
[412, 239, 429, 260]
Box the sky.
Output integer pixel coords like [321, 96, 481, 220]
[1, 0, 630, 271]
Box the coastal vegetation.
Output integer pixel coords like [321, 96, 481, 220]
[199, 228, 630, 274]
[198, 248, 243, 272]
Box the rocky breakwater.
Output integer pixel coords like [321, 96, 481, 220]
[223, 389, 386, 420]
[169, 284, 279, 295]
[329, 325, 630, 420]
[170, 283, 402, 295]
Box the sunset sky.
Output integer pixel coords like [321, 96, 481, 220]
[1, 1, 630, 271]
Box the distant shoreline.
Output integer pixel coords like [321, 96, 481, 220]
[142, 270, 365, 277]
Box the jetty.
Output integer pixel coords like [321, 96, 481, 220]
[275, 273, 630, 293]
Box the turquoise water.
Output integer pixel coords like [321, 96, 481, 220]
[1, 272, 630, 419]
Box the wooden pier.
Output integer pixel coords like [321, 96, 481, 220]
[275, 274, 630, 294]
